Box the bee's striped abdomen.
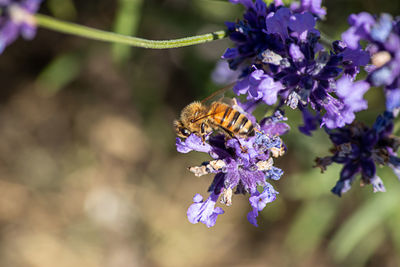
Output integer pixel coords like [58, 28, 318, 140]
[209, 102, 255, 137]
[233, 114, 254, 136]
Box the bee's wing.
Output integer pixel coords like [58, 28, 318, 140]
[191, 82, 238, 124]
[201, 82, 235, 106]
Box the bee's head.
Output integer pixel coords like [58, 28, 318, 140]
[174, 120, 191, 138]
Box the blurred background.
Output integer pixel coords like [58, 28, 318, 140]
[0, 0, 400, 266]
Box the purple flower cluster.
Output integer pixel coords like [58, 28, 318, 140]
[290, 0, 326, 18]
[0, 0, 42, 53]
[316, 112, 400, 196]
[176, 110, 289, 227]
[180, 0, 400, 225]
[342, 13, 400, 112]
[309, 12, 400, 197]
[223, 0, 370, 132]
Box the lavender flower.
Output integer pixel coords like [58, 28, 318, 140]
[247, 183, 277, 226]
[223, 0, 369, 131]
[315, 111, 400, 196]
[187, 193, 224, 228]
[290, 0, 326, 18]
[342, 13, 400, 112]
[298, 107, 320, 136]
[0, 0, 42, 53]
[211, 60, 241, 86]
[178, 110, 288, 227]
[321, 75, 370, 129]
[233, 68, 284, 105]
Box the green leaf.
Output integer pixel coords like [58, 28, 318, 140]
[194, 0, 240, 20]
[384, 176, 400, 263]
[344, 227, 385, 267]
[36, 52, 84, 95]
[46, 0, 77, 20]
[285, 165, 342, 200]
[264, 0, 294, 5]
[329, 189, 400, 261]
[112, 0, 143, 64]
[285, 199, 339, 259]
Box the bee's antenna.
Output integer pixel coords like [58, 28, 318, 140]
[191, 112, 220, 123]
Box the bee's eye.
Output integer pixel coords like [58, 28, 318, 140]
[181, 128, 191, 137]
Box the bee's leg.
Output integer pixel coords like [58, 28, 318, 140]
[227, 134, 247, 153]
[231, 98, 238, 106]
[236, 137, 248, 153]
[200, 123, 206, 144]
[220, 127, 248, 153]
[219, 127, 234, 140]
[240, 145, 248, 153]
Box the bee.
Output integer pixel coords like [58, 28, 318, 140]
[174, 87, 256, 141]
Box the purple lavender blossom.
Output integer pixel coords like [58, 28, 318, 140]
[176, 133, 212, 153]
[342, 13, 400, 112]
[211, 60, 241, 86]
[223, 0, 369, 132]
[342, 12, 376, 50]
[315, 111, 400, 196]
[321, 75, 370, 129]
[290, 0, 326, 18]
[179, 110, 288, 227]
[298, 107, 320, 136]
[187, 193, 224, 228]
[0, 0, 42, 53]
[247, 183, 277, 226]
[233, 68, 284, 105]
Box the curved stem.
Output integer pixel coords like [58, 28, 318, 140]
[35, 14, 227, 49]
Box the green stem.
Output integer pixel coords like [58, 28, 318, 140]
[35, 14, 227, 49]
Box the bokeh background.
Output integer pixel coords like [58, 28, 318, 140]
[1, 0, 400, 266]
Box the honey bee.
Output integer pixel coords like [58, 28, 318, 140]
[174, 99, 256, 142]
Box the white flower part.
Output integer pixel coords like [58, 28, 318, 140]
[189, 159, 226, 177]
[9, 4, 36, 26]
[256, 158, 274, 171]
[220, 187, 233, 206]
[370, 175, 386, 193]
[371, 51, 392, 68]
[341, 180, 352, 195]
